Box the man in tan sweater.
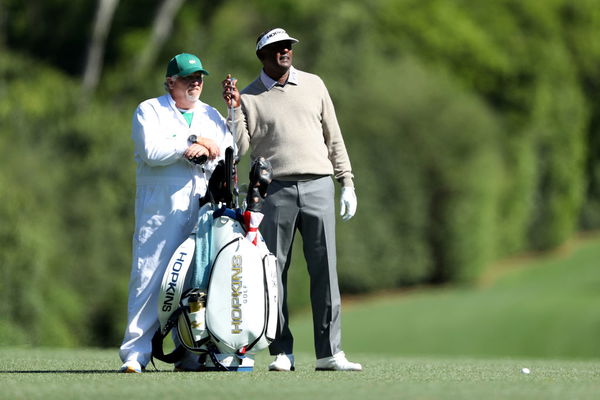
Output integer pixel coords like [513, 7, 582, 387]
[222, 28, 361, 371]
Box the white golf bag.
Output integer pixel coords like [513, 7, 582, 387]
[152, 149, 278, 371]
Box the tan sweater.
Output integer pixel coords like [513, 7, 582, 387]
[229, 69, 354, 187]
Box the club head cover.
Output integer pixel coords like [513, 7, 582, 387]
[249, 157, 273, 199]
[200, 160, 227, 206]
[246, 187, 263, 212]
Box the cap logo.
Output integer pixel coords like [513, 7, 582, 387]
[167, 53, 209, 77]
[256, 28, 297, 51]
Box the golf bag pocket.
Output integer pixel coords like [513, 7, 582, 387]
[176, 290, 209, 350]
[205, 235, 276, 354]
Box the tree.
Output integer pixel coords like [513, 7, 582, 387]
[82, 0, 120, 96]
[135, 0, 187, 75]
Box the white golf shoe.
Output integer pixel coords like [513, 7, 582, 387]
[315, 351, 362, 371]
[268, 353, 295, 371]
[119, 360, 143, 373]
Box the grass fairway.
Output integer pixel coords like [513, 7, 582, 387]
[1, 235, 599, 399]
[291, 233, 600, 360]
[1, 348, 599, 400]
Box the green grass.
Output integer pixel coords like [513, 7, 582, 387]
[1, 235, 599, 399]
[0, 348, 599, 400]
[290, 234, 600, 359]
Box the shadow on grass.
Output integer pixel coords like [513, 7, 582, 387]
[0, 369, 168, 374]
[0, 370, 118, 374]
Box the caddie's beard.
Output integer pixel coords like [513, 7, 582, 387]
[185, 90, 200, 103]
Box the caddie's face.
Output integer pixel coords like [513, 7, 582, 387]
[260, 40, 293, 71]
[168, 73, 204, 105]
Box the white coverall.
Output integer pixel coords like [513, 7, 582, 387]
[119, 93, 233, 367]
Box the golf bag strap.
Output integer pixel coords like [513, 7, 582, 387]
[243, 334, 263, 354]
[151, 308, 187, 364]
[151, 331, 187, 364]
[206, 344, 232, 372]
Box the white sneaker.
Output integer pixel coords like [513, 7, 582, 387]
[315, 351, 362, 371]
[268, 353, 295, 371]
[119, 360, 143, 373]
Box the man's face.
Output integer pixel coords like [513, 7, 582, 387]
[168, 73, 204, 103]
[260, 40, 293, 73]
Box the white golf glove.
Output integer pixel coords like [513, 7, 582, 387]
[340, 187, 357, 221]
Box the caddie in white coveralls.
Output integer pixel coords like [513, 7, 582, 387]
[119, 53, 233, 373]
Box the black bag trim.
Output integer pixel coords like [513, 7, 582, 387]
[151, 307, 187, 364]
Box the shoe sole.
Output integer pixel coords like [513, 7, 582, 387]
[121, 366, 142, 373]
[269, 366, 295, 371]
[315, 368, 362, 371]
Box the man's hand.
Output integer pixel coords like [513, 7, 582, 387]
[340, 187, 357, 221]
[193, 137, 220, 159]
[184, 143, 210, 162]
[222, 74, 241, 108]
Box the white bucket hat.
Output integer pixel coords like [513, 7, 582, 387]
[256, 28, 299, 51]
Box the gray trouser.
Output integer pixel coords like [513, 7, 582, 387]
[261, 176, 342, 359]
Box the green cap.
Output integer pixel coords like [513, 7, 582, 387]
[166, 53, 209, 77]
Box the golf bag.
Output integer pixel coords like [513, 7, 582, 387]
[151, 148, 278, 371]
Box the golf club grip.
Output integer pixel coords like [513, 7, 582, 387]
[225, 147, 234, 208]
[192, 155, 208, 165]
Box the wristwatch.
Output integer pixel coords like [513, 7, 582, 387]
[188, 134, 198, 144]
